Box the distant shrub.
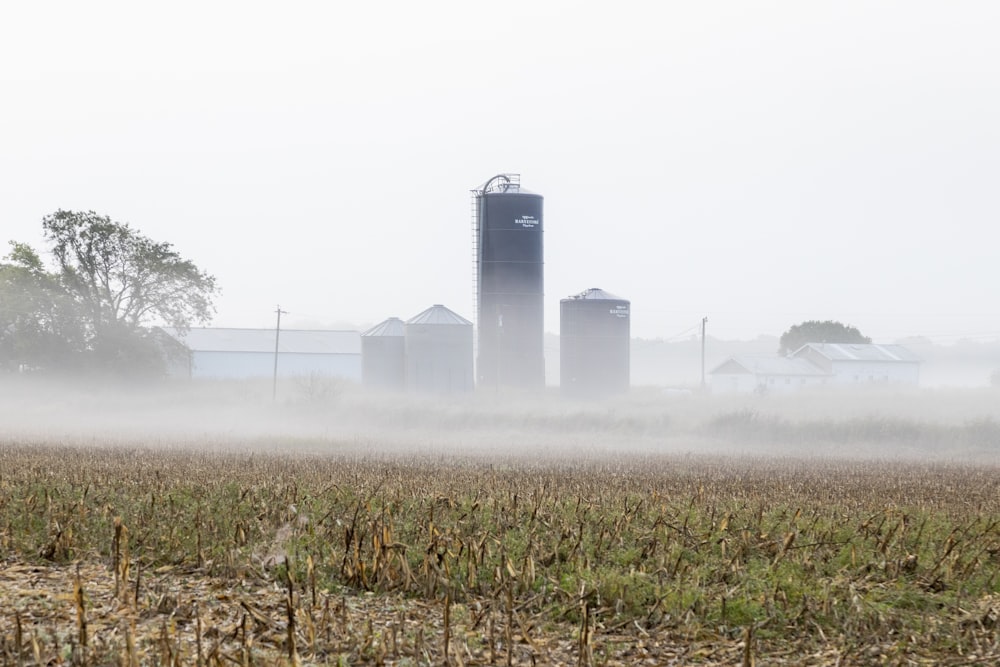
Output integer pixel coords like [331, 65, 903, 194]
[963, 417, 1000, 447]
[700, 411, 984, 449]
[704, 409, 782, 440]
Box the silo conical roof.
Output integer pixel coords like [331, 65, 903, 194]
[362, 317, 405, 337]
[564, 288, 628, 302]
[407, 304, 472, 326]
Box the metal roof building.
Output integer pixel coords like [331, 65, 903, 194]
[792, 343, 920, 386]
[158, 327, 361, 380]
[792, 343, 921, 364]
[710, 343, 921, 394]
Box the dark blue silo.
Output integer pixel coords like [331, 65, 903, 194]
[473, 174, 545, 390]
[560, 288, 630, 398]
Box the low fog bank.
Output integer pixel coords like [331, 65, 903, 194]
[1, 376, 998, 465]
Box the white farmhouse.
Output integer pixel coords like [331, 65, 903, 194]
[157, 327, 361, 380]
[710, 343, 920, 394]
[709, 356, 831, 394]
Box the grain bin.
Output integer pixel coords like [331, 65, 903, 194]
[560, 288, 630, 398]
[361, 317, 405, 391]
[404, 304, 474, 394]
[472, 174, 545, 390]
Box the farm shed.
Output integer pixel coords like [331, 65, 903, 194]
[792, 343, 921, 386]
[710, 343, 921, 394]
[157, 327, 361, 380]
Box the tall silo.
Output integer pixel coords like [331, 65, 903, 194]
[361, 317, 405, 391]
[404, 304, 474, 394]
[560, 288, 630, 398]
[472, 174, 545, 390]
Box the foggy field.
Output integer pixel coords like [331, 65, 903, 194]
[1, 379, 999, 664]
[2, 376, 999, 463]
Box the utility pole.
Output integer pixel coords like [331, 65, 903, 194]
[273, 305, 287, 401]
[701, 316, 709, 391]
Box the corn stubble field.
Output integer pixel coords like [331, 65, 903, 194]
[1, 382, 999, 665]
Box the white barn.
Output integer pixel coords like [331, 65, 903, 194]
[158, 327, 361, 380]
[710, 343, 920, 394]
[792, 343, 921, 386]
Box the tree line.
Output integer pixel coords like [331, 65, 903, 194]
[0, 211, 217, 377]
[778, 320, 871, 355]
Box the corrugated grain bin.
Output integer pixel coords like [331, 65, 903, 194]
[404, 305, 474, 394]
[473, 174, 545, 390]
[361, 317, 405, 390]
[560, 288, 630, 398]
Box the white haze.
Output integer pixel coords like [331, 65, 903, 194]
[2, 2, 999, 343]
[3, 377, 998, 466]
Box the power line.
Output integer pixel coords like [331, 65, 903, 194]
[661, 322, 702, 342]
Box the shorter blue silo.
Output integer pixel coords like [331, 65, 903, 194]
[560, 288, 630, 398]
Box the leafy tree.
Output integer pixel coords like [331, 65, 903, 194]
[0, 242, 86, 371]
[779, 320, 871, 356]
[43, 210, 217, 333]
[1, 211, 218, 375]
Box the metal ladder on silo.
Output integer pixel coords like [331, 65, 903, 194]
[470, 191, 479, 369]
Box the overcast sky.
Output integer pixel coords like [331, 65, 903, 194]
[3, 1, 998, 342]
